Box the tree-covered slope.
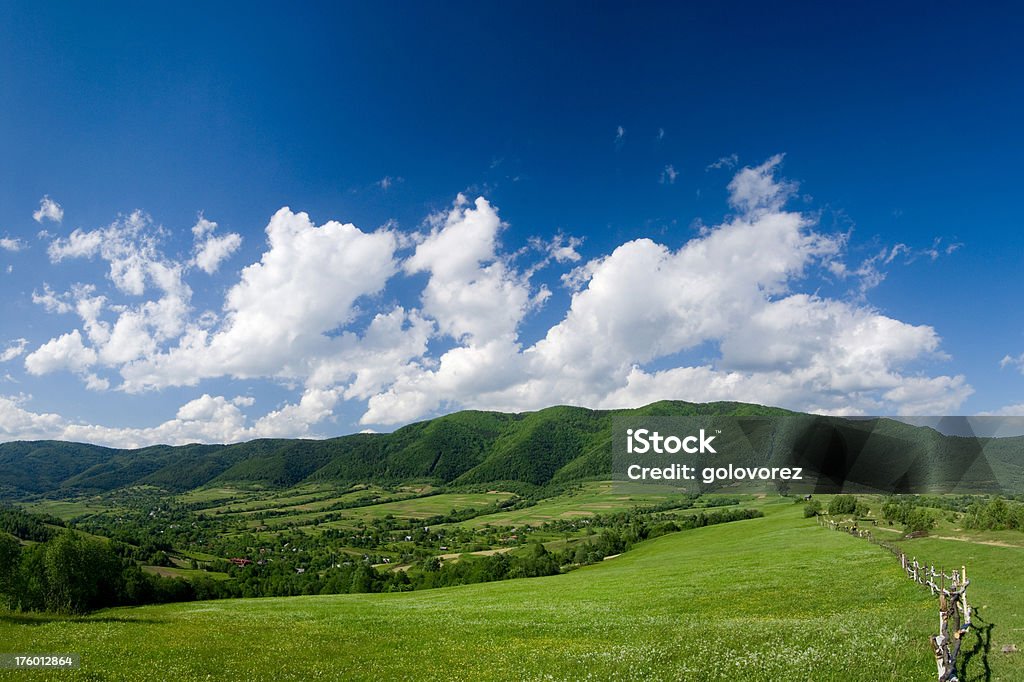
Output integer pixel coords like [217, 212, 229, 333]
[1, 401, 1021, 497]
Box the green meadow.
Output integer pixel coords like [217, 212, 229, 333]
[7, 498, 1018, 681]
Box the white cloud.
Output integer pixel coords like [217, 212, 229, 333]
[528, 233, 583, 267]
[706, 153, 739, 171]
[0, 395, 65, 438]
[190, 216, 242, 274]
[48, 229, 103, 261]
[307, 307, 433, 399]
[881, 376, 973, 415]
[83, 373, 110, 392]
[250, 388, 340, 438]
[726, 153, 798, 215]
[979, 403, 1024, 416]
[191, 216, 217, 239]
[37, 213, 192, 379]
[33, 196, 63, 224]
[24, 329, 97, 375]
[660, 165, 678, 185]
[404, 195, 531, 344]
[48, 211, 185, 298]
[32, 284, 74, 314]
[0, 339, 28, 363]
[120, 207, 399, 391]
[1001, 353, 1024, 372]
[0, 237, 26, 252]
[0, 390, 339, 448]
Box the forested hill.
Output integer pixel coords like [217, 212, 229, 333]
[0, 401, 1021, 497]
[0, 402, 786, 495]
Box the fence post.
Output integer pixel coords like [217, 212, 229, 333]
[818, 510, 972, 681]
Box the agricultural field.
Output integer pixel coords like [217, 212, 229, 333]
[16, 499, 121, 522]
[5, 499, 1004, 681]
[141, 566, 230, 582]
[190, 489, 518, 533]
[454, 481, 710, 528]
[184, 484, 426, 516]
[316, 491, 515, 525]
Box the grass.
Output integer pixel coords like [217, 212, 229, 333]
[0, 499, 967, 681]
[891, 533, 1024, 680]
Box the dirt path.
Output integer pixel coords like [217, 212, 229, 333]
[932, 535, 1024, 549]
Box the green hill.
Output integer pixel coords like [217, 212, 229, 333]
[1, 401, 1021, 498]
[0, 402, 790, 496]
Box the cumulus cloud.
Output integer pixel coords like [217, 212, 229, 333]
[10, 155, 975, 444]
[404, 195, 530, 344]
[33, 196, 63, 223]
[120, 207, 399, 391]
[190, 215, 242, 274]
[35, 213, 192, 374]
[25, 329, 97, 375]
[48, 210, 186, 298]
[362, 157, 967, 423]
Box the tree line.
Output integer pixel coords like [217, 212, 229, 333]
[0, 530, 192, 614]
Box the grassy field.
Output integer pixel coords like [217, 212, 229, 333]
[141, 566, 230, 581]
[455, 481, 699, 528]
[19, 499, 124, 522]
[891, 532, 1024, 679]
[6, 498, 1005, 681]
[207, 490, 518, 532]
[314, 491, 516, 528]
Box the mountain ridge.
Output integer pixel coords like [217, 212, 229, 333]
[1, 400, 1021, 497]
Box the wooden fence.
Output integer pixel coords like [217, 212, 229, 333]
[817, 516, 972, 682]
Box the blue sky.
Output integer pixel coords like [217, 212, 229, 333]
[1, 2, 1023, 446]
